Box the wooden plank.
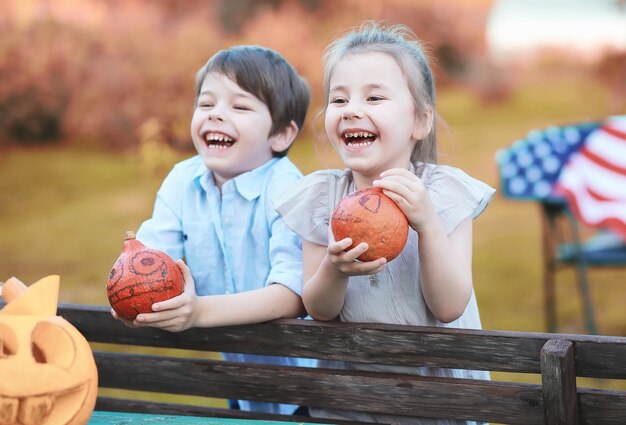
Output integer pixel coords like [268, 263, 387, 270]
[541, 339, 578, 424]
[578, 389, 626, 425]
[93, 351, 545, 425]
[96, 397, 369, 425]
[58, 304, 543, 373]
[572, 340, 626, 379]
[57, 304, 626, 377]
[89, 410, 317, 424]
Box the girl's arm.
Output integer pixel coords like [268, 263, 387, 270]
[417, 215, 473, 323]
[302, 238, 387, 321]
[128, 260, 305, 332]
[375, 168, 473, 323]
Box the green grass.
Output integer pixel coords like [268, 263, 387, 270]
[1, 76, 626, 397]
[0, 147, 163, 304]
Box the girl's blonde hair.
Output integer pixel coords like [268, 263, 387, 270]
[322, 21, 437, 164]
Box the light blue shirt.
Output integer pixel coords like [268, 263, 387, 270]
[137, 155, 312, 415]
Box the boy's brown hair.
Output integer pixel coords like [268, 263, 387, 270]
[195, 46, 310, 157]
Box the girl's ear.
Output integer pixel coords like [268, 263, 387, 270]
[270, 120, 299, 153]
[411, 106, 434, 141]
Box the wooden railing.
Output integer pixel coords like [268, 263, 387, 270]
[57, 304, 626, 425]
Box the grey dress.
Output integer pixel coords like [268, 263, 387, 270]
[274, 163, 496, 425]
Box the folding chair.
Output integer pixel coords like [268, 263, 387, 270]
[497, 118, 626, 334]
[540, 198, 626, 334]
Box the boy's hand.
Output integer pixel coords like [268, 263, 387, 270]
[373, 168, 438, 233]
[132, 259, 199, 332]
[326, 238, 386, 276]
[110, 308, 139, 328]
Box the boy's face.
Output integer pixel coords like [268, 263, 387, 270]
[191, 72, 277, 187]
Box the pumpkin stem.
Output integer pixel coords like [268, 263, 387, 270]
[125, 230, 136, 241]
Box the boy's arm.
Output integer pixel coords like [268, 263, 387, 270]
[265, 171, 305, 298]
[193, 284, 305, 327]
[136, 167, 185, 259]
[133, 261, 304, 331]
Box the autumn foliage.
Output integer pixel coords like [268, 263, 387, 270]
[1, 0, 501, 148]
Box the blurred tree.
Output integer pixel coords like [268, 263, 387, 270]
[0, 19, 70, 144]
[0, 0, 507, 149]
[595, 51, 626, 114]
[218, 0, 322, 34]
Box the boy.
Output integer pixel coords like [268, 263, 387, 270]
[113, 45, 311, 415]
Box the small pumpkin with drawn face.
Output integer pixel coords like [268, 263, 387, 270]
[0, 275, 98, 425]
[107, 231, 184, 321]
[331, 187, 409, 262]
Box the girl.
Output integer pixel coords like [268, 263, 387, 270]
[274, 22, 495, 424]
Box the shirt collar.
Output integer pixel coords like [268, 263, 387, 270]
[233, 158, 278, 200]
[193, 157, 279, 201]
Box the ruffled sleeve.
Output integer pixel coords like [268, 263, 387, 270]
[273, 170, 351, 246]
[423, 164, 496, 235]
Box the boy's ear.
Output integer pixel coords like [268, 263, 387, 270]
[411, 106, 434, 141]
[270, 120, 299, 153]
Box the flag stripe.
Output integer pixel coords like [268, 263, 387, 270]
[562, 187, 626, 240]
[584, 124, 626, 163]
[560, 154, 626, 199]
[603, 125, 626, 141]
[580, 146, 626, 175]
[587, 186, 615, 202]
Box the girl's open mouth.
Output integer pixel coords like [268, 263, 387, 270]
[203, 131, 236, 149]
[342, 131, 377, 148]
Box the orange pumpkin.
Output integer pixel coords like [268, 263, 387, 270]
[331, 187, 409, 262]
[107, 231, 184, 320]
[0, 275, 98, 425]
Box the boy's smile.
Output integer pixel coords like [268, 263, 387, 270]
[201, 131, 236, 150]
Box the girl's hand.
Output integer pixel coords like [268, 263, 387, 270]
[132, 259, 199, 332]
[326, 237, 387, 276]
[373, 168, 438, 233]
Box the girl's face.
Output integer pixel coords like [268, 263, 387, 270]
[191, 72, 278, 188]
[325, 51, 429, 185]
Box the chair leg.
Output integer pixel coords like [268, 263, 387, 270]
[544, 262, 557, 333]
[573, 262, 598, 335]
[566, 209, 598, 335]
[541, 204, 559, 333]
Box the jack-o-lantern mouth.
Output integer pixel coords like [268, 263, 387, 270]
[0, 381, 90, 425]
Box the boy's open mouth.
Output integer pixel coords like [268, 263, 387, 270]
[203, 131, 236, 149]
[341, 130, 377, 148]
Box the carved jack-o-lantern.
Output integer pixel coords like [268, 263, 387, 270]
[0, 276, 98, 425]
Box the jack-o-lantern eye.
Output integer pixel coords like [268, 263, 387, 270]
[0, 323, 18, 356]
[31, 321, 76, 369]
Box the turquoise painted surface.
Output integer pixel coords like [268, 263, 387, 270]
[89, 411, 329, 425]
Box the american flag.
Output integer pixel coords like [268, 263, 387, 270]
[496, 115, 626, 240]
